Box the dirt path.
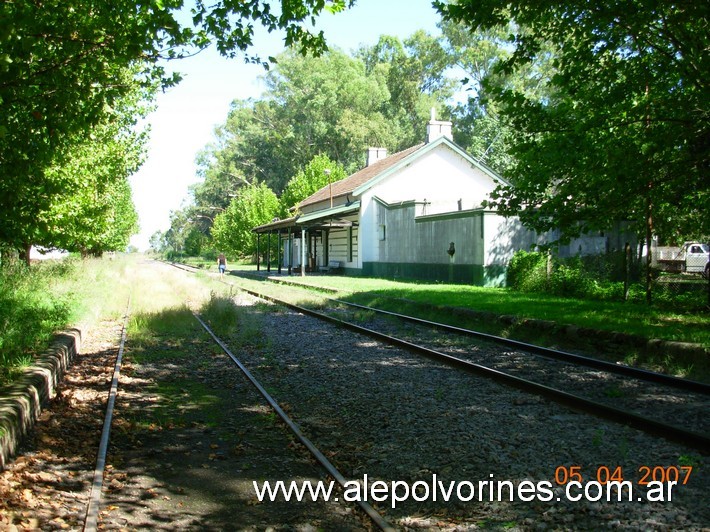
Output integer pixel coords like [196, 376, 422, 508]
[0, 317, 125, 530]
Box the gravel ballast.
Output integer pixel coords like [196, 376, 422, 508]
[221, 290, 709, 530]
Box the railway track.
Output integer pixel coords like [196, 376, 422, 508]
[233, 282, 710, 453]
[165, 263, 709, 453]
[68, 260, 708, 529]
[318, 300, 710, 433]
[83, 298, 131, 532]
[81, 277, 393, 530]
[193, 312, 394, 531]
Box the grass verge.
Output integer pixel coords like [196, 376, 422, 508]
[0, 255, 136, 386]
[236, 273, 709, 347]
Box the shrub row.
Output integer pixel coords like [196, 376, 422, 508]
[506, 250, 707, 309]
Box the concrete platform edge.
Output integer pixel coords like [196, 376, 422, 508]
[0, 328, 82, 470]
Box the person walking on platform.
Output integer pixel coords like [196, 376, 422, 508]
[217, 253, 227, 278]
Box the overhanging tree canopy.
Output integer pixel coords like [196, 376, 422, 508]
[1, 0, 354, 258]
[436, 0, 709, 245]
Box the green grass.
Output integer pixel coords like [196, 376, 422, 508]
[0, 253, 221, 386]
[117, 264, 238, 433]
[179, 256, 260, 273]
[0, 256, 121, 385]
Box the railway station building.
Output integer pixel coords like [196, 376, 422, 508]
[253, 114, 631, 286]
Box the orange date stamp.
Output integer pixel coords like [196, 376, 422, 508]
[554, 465, 694, 486]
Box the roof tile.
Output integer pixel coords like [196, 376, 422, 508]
[298, 143, 425, 208]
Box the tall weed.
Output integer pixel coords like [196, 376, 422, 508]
[506, 250, 706, 310]
[0, 260, 75, 384]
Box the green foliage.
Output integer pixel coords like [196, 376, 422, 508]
[357, 32, 455, 148]
[280, 154, 347, 214]
[507, 250, 617, 299]
[0, 1, 177, 252]
[506, 250, 547, 292]
[549, 258, 599, 299]
[438, 0, 710, 244]
[0, 260, 75, 384]
[440, 19, 548, 177]
[197, 43, 454, 197]
[184, 226, 207, 257]
[149, 230, 167, 253]
[505, 250, 707, 310]
[1, 0, 353, 257]
[162, 209, 194, 257]
[185, 35, 457, 249]
[508, 251, 623, 300]
[211, 183, 280, 259]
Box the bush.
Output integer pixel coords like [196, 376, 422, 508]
[201, 248, 218, 262]
[550, 257, 597, 298]
[0, 261, 74, 384]
[508, 250, 637, 302]
[507, 251, 548, 292]
[165, 249, 183, 262]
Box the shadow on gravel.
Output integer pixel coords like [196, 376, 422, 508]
[101, 304, 364, 530]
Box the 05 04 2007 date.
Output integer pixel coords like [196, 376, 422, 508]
[554, 465, 693, 486]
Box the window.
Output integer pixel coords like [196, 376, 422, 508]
[378, 224, 386, 241]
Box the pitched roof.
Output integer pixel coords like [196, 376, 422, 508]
[297, 143, 425, 209]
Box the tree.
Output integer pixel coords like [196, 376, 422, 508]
[280, 154, 347, 215]
[197, 39, 457, 200]
[1, 0, 354, 257]
[436, 0, 710, 301]
[211, 183, 280, 259]
[357, 32, 455, 148]
[36, 74, 147, 257]
[149, 230, 167, 253]
[199, 49, 396, 195]
[439, 19, 555, 176]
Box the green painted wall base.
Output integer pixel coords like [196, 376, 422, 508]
[360, 262, 507, 287]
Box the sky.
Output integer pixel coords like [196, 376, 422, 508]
[129, 0, 444, 251]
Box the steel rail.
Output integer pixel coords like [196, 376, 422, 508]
[326, 299, 710, 395]
[202, 263, 707, 394]
[192, 312, 395, 532]
[235, 285, 710, 454]
[83, 296, 131, 532]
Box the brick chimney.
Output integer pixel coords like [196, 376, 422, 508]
[366, 147, 388, 166]
[426, 107, 453, 143]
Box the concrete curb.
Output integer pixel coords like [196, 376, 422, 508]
[0, 329, 82, 470]
[447, 305, 709, 360]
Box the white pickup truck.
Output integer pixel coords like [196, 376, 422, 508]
[655, 242, 710, 277]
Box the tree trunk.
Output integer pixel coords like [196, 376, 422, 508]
[645, 194, 653, 305]
[19, 242, 32, 267]
[623, 242, 631, 302]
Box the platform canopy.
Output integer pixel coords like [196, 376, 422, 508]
[252, 202, 360, 234]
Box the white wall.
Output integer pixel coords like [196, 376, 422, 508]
[358, 144, 500, 266]
[484, 214, 538, 266]
[368, 148, 498, 215]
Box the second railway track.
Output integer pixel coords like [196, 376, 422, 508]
[234, 281, 710, 453]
